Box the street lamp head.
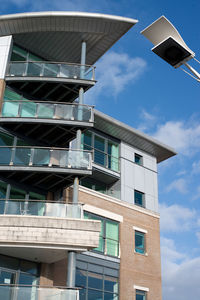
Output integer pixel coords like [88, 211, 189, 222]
[141, 16, 195, 68]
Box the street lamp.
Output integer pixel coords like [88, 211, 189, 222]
[141, 16, 200, 82]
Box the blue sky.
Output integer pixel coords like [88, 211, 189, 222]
[1, 0, 200, 299]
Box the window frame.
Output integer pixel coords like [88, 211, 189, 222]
[82, 131, 120, 172]
[84, 211, 120, 258]
[135, 231, 146, 255]
[136, 289, 147, 300]
[134, 190, 145, 208]
[135, 153, 143, 166]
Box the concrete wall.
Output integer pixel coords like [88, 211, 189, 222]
[121, 142, 158, 212]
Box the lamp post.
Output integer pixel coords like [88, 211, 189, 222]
[141, 16, 200, 82]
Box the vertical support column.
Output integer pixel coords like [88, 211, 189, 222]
[67, 41, 87, 290]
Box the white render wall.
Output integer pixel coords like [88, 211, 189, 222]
[0, 35, 13, 79]
[120, 142, 158, 212]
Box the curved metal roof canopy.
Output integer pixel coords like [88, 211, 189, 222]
[0, 12, 138, 64]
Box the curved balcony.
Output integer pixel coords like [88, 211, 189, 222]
[0, 285, 79, 300]
[6, 62, 96, 102]
[0, 201, 101, 263]
[0, 100, 94, 146]
[0, 147, 92, 191]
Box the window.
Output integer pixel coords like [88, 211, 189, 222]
[135, 153, 143, 166]
[84, 212, 119, 257]
[135, 231, 145, 254]
[82, 131, 119, 172]
[136, 289, 146, 300]
[76, 268, 119, 300]
[134, 190, 145, 208]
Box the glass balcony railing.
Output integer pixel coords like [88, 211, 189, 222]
[0, 284, 79, 300]
[0, 147, 92, 170]
[7, 61, 95, 81]
[0, 200, 83, 218]
[1, 100, 94, 123]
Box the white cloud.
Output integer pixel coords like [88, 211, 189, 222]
[161, 238, 200, 300]
[137, 109, 158, 131]
[153, 120, 200, 155]
[166, 178, 188, 194]
[85, 51, 146, 104]
[160, 203, 195, 232]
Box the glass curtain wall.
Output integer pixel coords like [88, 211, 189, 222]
[76, 263, 119, 300]
[0, 254, 39, 300]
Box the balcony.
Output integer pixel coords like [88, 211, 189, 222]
[0, 147, 92, 191]
[0, 101, 94, 146]
[0, 285, 79, 300]
[0, 201, 101, 263]
[6, 62, 96, 102]
[0, 199, 83, 218]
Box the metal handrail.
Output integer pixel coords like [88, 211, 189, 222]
[0, 146, 91, 151]
[2, 99, 94, 107]
[0, 284, 80, 290]
[9, 61, 95, 68]
[0, 199, 84, 204]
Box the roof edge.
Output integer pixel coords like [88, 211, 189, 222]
[0, 11, 138, 25]
[94, 109, 177, 161]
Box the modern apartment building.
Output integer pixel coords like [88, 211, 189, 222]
[0, 12, 176, 300]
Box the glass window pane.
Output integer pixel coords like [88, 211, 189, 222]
[11, 45, 27, 61]
[83, 132, 92, 146]
[104, 292, 118, 300]
[2, 101, 19, 117]
[135, 231, 145, 254]
[27, 62, 41, 76]
[20, 261, 38, 275]
[13, 148, 31, 165]
[136, 290, 146, 300]
[106, 239, 119, 257]
[0, 181, 7, 199]
[21, 101, 37, 118]
[29, 191, 45, 201]
[106, 221, 119, 240]
[104, 276, 118, 293]
[94, 135, 105, 152]
[0, 147, 12, 165]
[88, 272, 103, 289]
[0, 132, 14, 146]
[88, 289, 103, 300]
[135, 154, 142, 165]
[10, 186, 26, 199]
[134, 190, 144, 207]
[79, 288, 86, 300]
[6, 200, 22, 215]
[32, 149, 50, 166]
[37, 103, 54, 118]
[94, 149, 106, 166]
[4, 87, 23, 101]
[28, 52, 41, 62]
[76, 269, 87, 287]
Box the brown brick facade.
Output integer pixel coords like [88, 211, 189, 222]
[40, 186, 162, 300]
[77, 187, 162, 300]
